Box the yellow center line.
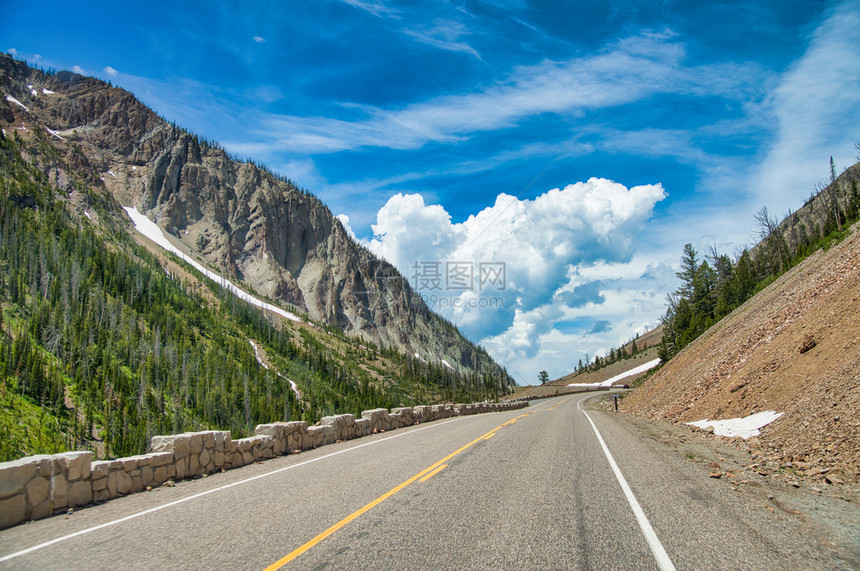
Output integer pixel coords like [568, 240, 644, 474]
[263, 422, 509, 569]
[419, 464, 447, 482]
[484, 433, 497, 440]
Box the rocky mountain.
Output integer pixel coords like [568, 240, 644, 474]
[0, 53, 508, 380]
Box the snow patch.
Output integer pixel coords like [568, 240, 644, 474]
[686, 411, 784, 439]
[123, 206, 302, 324]
[249, 340, 302, 399]
[107, 170, 116, 177]
[567, 358, 661, 388]
[45, 126, 65, 140]
[441, 359, 455, 371]
[5, 94, 29, 112]
[30, 89, 38, 97]
[42, 88, 55, 95]
[413, 352, 428, 364]
[84, 212, 92, 220]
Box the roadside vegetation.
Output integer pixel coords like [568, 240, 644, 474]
[0, 131, 511, 462]
[659, 156, 860, 362]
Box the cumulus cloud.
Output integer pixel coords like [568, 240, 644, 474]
[253, 36, 266, 43]
[103, 66, 118, 76]
[365, 178, 666, 348]
[72, 65, 86, 75]
[336, 214, 358, 241]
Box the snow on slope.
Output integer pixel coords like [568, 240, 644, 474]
[249, 340, 302, 400]
[567, 358, 661, 388]
[123, 207, 301, 323]
[686, 411, 784, 439]
[5, 94, 29, 112]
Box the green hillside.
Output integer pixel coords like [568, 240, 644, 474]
[0, 131, 511, 461]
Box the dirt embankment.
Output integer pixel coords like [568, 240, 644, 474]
[623, 222, 860, 485]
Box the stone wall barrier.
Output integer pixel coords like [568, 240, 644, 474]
[0, 399, 527, 529]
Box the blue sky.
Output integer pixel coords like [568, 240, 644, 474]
[3, 0, 859, 383]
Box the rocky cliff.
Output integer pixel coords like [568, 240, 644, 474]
[0, 53, 508, 380]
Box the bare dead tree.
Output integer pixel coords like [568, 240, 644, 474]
[755, 206, 789, 274]
[829, 157, 843, 230]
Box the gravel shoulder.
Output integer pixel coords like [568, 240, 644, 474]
[599, 393, 860, 568]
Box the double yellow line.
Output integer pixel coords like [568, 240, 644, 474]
[263, 410, 539, 569]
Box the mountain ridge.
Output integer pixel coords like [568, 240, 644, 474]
[0, 53, 508, 381]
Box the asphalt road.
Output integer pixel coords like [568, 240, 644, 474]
[0, 394, 851, 570]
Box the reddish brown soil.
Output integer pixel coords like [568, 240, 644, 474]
[623, 222, 860, 486]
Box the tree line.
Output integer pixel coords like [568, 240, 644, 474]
[659, 157, 860, 362]
[0, 130, 510, 461]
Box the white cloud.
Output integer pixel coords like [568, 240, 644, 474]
[339, 0, 399, 18]
[364, 178, 667, 381]
[72, 65, 86, 75]
[336, 214, 358, 240]
[104, 66, 118, 76]
[754, 0, 860, 212]
[403, 20, 481, 59]
[265, 32, 759, 153]
[7, 48, 17, 57]
[253, 36, 266, 43]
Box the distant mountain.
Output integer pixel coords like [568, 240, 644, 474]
[0, 53, 513, 461]
[0, 53, 508, 379]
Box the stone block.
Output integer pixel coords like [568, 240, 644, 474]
[30, 498, 53, 519]
[306, 426, 322, 447]
[213, 431, 228, 453]
[188, 433, 204, 455]
[175, 457, 188, 480]
[93, 489, 111, 504]
[413, 406, 429, 422]
[57, 451, 92, 481]
[0, 457, 38, 500]
[202, 431, 215, 451]
[0, 494, 26, 529]
[68, 480, 93, 507]
[189, 453, 200, 476]
[130, 475, 143, 494]
[242, 450, 254, 465]
[28, 455, 56, 478]
[91, 461, 110, 479]
[151, 434, 190, 460]
[107, 471, 117, 498]
[147, 452, 173, 467]
[115, 470, 132, 495]
[199, 448, 211, 469]
[150, 435, 174, 453]
[25, 475, 49, 508]
[153, 466, 168, 485]
[140, 465, 153, 487]
[355, 418, 371, 437]
[92, 477, 107, 492]
[119, 457, 139, 472]
[50, 473, 68, 509]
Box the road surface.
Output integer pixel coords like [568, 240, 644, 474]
[0, 394, 852, 569]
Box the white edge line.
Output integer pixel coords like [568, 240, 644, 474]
[577, 397, 677, 571]
[0, 417, 467, 564]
